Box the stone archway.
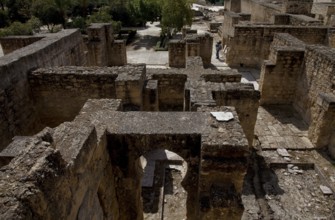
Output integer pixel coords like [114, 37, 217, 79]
[106, 133, 201, 220]
[138, 149, 188, 219]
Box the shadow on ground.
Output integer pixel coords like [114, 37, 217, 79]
[130, 35, 160, 50]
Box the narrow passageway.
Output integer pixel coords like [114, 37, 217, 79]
[141, 149, 188, 220]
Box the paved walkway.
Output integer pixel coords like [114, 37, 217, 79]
[255, 105, 315, 150]
[126, 21, 260, 90]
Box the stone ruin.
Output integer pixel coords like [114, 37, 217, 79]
[0, 0, 335, 219]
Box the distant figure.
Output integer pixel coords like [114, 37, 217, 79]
[216, 41, 222, 59]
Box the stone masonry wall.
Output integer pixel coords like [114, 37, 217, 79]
[259, 34, 305, 104]
[212, 83, 260, 146]
[0, 98, 250, 220]
[0, 99, 123, 220]
[0, 36, 44, 55]
[250, 1, 282, 23]
[169, 40, 186, 68]
[0, 29, 87, 151]
[294, 45, 335, 125]
[282, 0, 313, 15]
[152, 72, 187, 111]
[29, 65, 145, 127]
[86, 23, 127, 67]
[226, 25, 330, 67]
[308, 93, 335, 156]
[312, 3, 335, 26]
[29, 67, 118, 127]
[169, 34, 213, 68]
[225, 0, 241, 12]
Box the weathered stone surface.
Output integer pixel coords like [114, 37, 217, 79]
[0, 29, 87, 150]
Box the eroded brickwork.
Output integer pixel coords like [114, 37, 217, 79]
[0, 29, 87, 150]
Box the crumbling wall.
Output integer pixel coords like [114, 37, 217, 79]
[212, 83, 260, 146]
[29, 67, 118, 127]
[226, 25, 330, 67]
[86, 23, 127, 67]
[250, 1, 282, 22]
[221, 11, 249, 44]
[282, 0, 313, 15]
[152, 72, 187, 111]
[259, 34, 305, 104]
[0, 36, 44, 55]
[197, 106, 249, 220]
[312, 3, 335, 26]
[0, 29, 87, 151]
[169, 34, 213, 68]
[308, 93, 335, 157]
[0, 99, 123, 220]
[225, 0, 241, 12]
[294, 45, 335, 124]
[169, 40, 186, 68]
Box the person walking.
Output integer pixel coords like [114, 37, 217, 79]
[216, 41, 222, 59]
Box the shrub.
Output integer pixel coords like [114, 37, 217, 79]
[0, 10, 9, 28]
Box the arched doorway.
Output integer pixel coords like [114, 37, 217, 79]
[139, 149, 188, 219]
[107, 133, 201, 220]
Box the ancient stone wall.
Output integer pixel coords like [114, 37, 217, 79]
[169, 40, 186, 68]
[0, 99, 122, 220]
[29, 67, 118, 127]
[0, 96, 251, 220]
[197, 106, 249, 220]
[198, 34, 213, 67]
[308, 93, 335, 157]
[282, 0, 313, 15]
[289, 14, 323, 26]
[294, 45, 335, 124]
[111, 40, 127, 66]
[225, 25, 330, 67]
[312, 3, 335, 26]
[212, 83, 260, 146]
[169, 34, 213, 68]
[0, 29, 87, 151]
[151, 72, 187, 111]
[221, 11, 245, 43]
[250, 1, 282, 22]
[258, 34, 335, 152]
[86, 23, 127, 67]
[225, 0, 241, 12]
[0, 36, 44, 55]
[259, 34, 305, 104]
[143, 80, 159, 111]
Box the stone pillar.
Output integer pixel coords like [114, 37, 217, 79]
[86, 23, 117, 67]
[143, 80, 158, 111]
[115, 65, 146, 111]
[198, 107, 249, 219]
[168, 40, 186, 68]
[87, 24, 108, 66]
[152, 74, 187, 111]
[308, 93, 335, 158]
[185, 35, 200, 57]
[212, 83, 260, 146]
[224, 0, 241, 13]
[111, 40, 127, 66]
[199, 34, 213, 67]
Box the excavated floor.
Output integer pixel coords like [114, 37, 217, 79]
[255, 105, 314, 150]
[142, 161, 187, 220]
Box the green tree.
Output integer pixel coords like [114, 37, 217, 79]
[6, 0, 32, 23]
[160, 0, 193, 37]
[31, 0, 67, 31]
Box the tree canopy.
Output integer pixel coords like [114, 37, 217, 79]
[161, 0, 193, 36]
[0, 0, 194, 36]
